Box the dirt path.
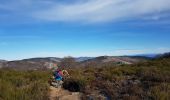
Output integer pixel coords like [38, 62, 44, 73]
[49, 86, 81, 100]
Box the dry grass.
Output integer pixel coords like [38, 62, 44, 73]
[0, 69, 50, 100]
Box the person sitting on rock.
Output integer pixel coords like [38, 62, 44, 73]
[54, 69, 69, 81]
[54, 69, 62, 81]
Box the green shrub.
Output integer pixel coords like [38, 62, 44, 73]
[0, 69, 50, 100]
[149, 83, 170, 100]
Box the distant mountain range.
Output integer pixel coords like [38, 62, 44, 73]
[75, 57, 94, 62]
[0, 56, 146, 70]
[0, 52, 169, 70]
[133, 54, 158, 58]
[79, 56, 149, 67]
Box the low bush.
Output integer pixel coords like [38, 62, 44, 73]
[0, 69, 50, 100]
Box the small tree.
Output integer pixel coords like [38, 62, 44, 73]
[59, 57, 77, 69]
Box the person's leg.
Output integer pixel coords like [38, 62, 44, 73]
[55, 75, 62, 81]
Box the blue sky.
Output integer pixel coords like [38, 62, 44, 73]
[0, 0, 170, 60]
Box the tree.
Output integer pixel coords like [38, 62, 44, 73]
[59, 57, 77, 69]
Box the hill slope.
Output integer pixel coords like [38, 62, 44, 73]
[0, 56, 149, 70]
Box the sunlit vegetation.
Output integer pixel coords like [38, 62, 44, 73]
[0, 69, 50, 100]
[0, 57, 170, 100]
[65, 58, 170, 100]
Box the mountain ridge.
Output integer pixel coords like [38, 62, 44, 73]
[1, 52, 169, 70]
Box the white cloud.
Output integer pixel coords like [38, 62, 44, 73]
[33, 0, 170, 23]
[1, 0, 170, 23]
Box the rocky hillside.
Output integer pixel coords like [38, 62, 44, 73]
[0, 56, 149, 70]
[80, 56, 148, 67]
[0, 60, 7, 68]
[1, 57, 61, 70]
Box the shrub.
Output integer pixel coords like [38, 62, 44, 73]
[63, 78, 85, 92]
[149, 83, 170, 100]
[0, 69, 50, 100]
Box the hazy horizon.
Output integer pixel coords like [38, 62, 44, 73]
[1, 0, 170, 60]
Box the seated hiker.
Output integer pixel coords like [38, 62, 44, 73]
[54, 69, 62, 81]
[54, 69, 69, 81]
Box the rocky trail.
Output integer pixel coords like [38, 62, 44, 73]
[49, 86, 81, 100]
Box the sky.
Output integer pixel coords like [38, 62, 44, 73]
[0, 0, 170, 60]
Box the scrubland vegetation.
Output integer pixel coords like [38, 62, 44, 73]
[65, 58, 170, 100]
[0, 57, 170, 100]
[0, 70, 50, 100]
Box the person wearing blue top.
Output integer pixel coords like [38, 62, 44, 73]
[54, 70, 63, 81]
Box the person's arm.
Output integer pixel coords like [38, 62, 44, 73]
[63, 70, 69, 76]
